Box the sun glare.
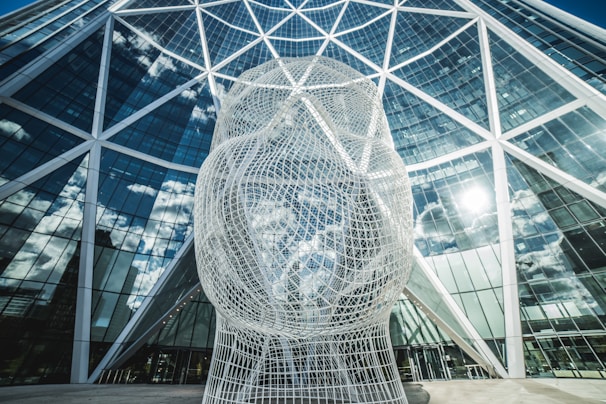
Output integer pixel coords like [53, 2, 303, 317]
[460, 186, 489, 213]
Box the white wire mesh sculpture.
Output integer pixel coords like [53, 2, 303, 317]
[194, 56, 413, 403]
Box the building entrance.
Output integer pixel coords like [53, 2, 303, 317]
[408, 344, 452, 382]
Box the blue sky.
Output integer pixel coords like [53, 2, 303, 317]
[0, 0, 604, 28]
[544, 0, 606, 28]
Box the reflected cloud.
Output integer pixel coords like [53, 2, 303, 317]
[127, 183, 158, 197]
[1, 160, 87, 291]
[510, 189, 554, 239]
[112, 30, 127, 46]
[191, 105, 210, 122]
[0, 119, 31, 141]
[590, 170, 606, 189]
[137, 55, 152, 69]
[148, 54, 177, 77]
[512, 189, 602, 314]
[97, 177, 196, 310]
[518, 243, 600, 310]
[414, 201, 456, 245]
[413, 188, 500, 253]
[180, 87, 198, 100]
[127, 255, 167, 310]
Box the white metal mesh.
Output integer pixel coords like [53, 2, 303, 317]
[194, 56, 413, 403]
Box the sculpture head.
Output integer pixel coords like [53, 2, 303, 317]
[194, 57, 412, 338]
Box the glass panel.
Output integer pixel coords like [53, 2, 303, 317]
[459, 291, 493, 338]
[12, 27, 104, 132]
[0, 154, 86, 385]
[390, 10, 471, 67]
[392, 25, 489, 129]
[92, 149, 197, 343]
[477, 289, 504, 337]
[122, 246, 202, 349]
[410, 150, 497, 255]
[472, 0, 606, 95]
[322, 40, 377, 76]
[402, 0, 465, 11]
[1, 155, 86, 283]
[218, 40, 275, 78]
[461, 249, 492, 290]
[0, 0, 109, 79]
[447, 253, 475, 292]
[476, 244, 502, 287]
[405, 259, 473, 346]
[110, 81, 215, 167]
[490, 30, 576, 132]
[336, 2, 388, 33]
[383, 79, 484, 165]
[431, 255, 458, 292]
[122, 9, 204, 66]
[336, 13, 391, 67]
[204, 2, 258, 33]
[200, 12, 259, 67]
[270, 38, 325, 58]
[248, 2, 290, 32]
[270, 14, 324, 39]
[302, 3, 346, 33]
[103, 22, 202, 129]
[507, 156, 606, 339]
[0, 105, 84, 185]
[124, 0, 193, 8]
[510, 107, 606, 192]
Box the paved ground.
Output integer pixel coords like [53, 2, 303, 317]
[420, 378, 606, 403]
[0, 378, 603, 403]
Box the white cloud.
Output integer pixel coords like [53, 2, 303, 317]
[510, 189, 554, 238]
[137, 55, 152, 68]
[129, 32, 155, 52]
[112, 30, 127, 46]
[1, 162, 86, 286]
[3, 169, 196, 315]
[0, 119, 31, 141]
[127, 183, 158, 197]
[517, 241, 600, 311]
[127, 255, 166, 310]
[161, 179, 195, 194]
[148, 54, 176, 78]
[191, 105, 209, 122]
[413, 202, 454, 244]
[180, 87, 198, 100]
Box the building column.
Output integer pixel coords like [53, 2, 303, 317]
[493, 141, 525, 378]
[71, 142, 101, 383]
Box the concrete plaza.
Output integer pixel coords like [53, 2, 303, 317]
[0, 378, 604, 403]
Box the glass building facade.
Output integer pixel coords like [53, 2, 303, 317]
[0, 0, 605, 385]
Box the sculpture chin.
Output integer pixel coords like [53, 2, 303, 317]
[194, 56, 413, 403]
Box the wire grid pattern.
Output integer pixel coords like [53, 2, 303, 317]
[194, 56, 412, 403]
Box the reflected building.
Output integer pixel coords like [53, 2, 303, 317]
[0, 0, 605, 386]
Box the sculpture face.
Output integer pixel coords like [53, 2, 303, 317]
[194, 56, 412, 403]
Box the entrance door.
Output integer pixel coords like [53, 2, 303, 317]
[408, 344, 451, 381]
[149, 349, 213, 384]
